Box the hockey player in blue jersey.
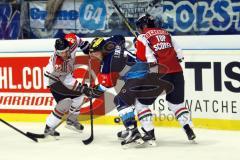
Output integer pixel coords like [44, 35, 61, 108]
[88, 35, 173, 146]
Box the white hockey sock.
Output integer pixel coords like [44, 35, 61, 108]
[67, 106, 81, 122]
[168, 102, 193, 127]
[135, 100, 154, 132]
[46, 113, 62, 128]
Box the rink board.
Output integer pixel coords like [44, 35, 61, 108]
[1, 36, 240, 130]
[0, 113, 240, 131]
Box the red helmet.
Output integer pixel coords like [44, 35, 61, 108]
[65, 33, 77, 47]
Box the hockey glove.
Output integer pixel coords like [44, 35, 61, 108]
[84, 88, 104, 98]
[76, 83, 89, 93]
[77, 84, 103, 98]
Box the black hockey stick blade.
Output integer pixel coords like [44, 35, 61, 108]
[26, 132, 46, 139]
[82, 134, 93, 145]
[82, 102, 94, 145]
[0, 118, 38, 142]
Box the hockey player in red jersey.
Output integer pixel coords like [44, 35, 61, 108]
[43, 33, 102, 137]
[135, 14, 196, 141]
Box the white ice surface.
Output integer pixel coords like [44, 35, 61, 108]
[0, 122, 240, 160]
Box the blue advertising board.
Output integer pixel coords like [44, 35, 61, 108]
[0, 3, 21, 39]
[2, 0, 240, 39]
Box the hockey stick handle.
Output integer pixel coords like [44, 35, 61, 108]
[0, 118, 38, 142]
[109, 0, 138, 38]
[82, 58, 94, 145]
[124, 48, 136, 59]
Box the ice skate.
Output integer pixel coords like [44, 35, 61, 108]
[65, 119, 84, 133]
[117, 129, 129, 140]
[44, 125, 60, 137]
[183, 124, 196, 142]
[141, 128, 156, 146]
[121, 128, 144, 148]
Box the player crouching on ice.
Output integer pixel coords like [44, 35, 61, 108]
[43, 33, 102, 137]
[88, 35, 170, 146]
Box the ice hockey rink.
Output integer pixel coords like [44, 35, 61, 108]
[1, 123, 240, 160]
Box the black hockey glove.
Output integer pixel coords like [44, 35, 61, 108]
[77, 84, 103, 98]
[83, 87, 104, 98]
[76, 83, 88, 93]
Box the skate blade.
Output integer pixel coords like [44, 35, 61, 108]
[122, 139, 145, 149]
[146, 140, 157, 147]
[65, 125, 83, 133]
[189, 139, 198, 144]
[118, 137, 124, 141]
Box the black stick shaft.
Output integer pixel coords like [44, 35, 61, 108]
[89, 93, 94, 136]
[82, 59, 94, 145]
[0, 118, 38, 142]
[109, 0, 138, 38]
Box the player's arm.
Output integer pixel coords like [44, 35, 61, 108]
[135, 34, 157, 63]
[50, 56, 100, 97]
[59, 73, 102, 98]
[65, 33, 90, 54]
[171, 37, 184, 62]
[95, 72, 119, 90]
[76, 35, 90, 54]
[135, 35, 158, 72]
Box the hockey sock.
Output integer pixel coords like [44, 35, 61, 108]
[135, 100, 154, 132]
[168, 102, 193, 127]
[118, 106, 137, 129]
[46, 112, 62, 128]
[46, 97, 73, 128]
[67, 106, 81, 122]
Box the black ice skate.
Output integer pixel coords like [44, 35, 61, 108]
[121, 128, 144, 146]
[65, 120, 84, 133]
[44, 125, 60, 136]
[183, 124, 196, 141]
[117, 129, 129, 140]
[141, 128, 156, 146]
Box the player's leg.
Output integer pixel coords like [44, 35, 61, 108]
[114, 95, 143, 146]
[135, 98, 156, 146]
[65, 95, 85, 132]
[164, 72, 196, 140]
[45, 88, 73, 136]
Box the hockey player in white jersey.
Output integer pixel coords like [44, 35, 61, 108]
[43, 33, 102, 136]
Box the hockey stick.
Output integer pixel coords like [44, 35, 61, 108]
[82, 58, 94, 145]
[26, 75, 89, 139]
[108, 0, 137, 38]
[124, 48, 136, 59]
[0, 118, 38, 142]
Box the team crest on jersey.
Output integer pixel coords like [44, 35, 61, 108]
[121, 89, 126, 93]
